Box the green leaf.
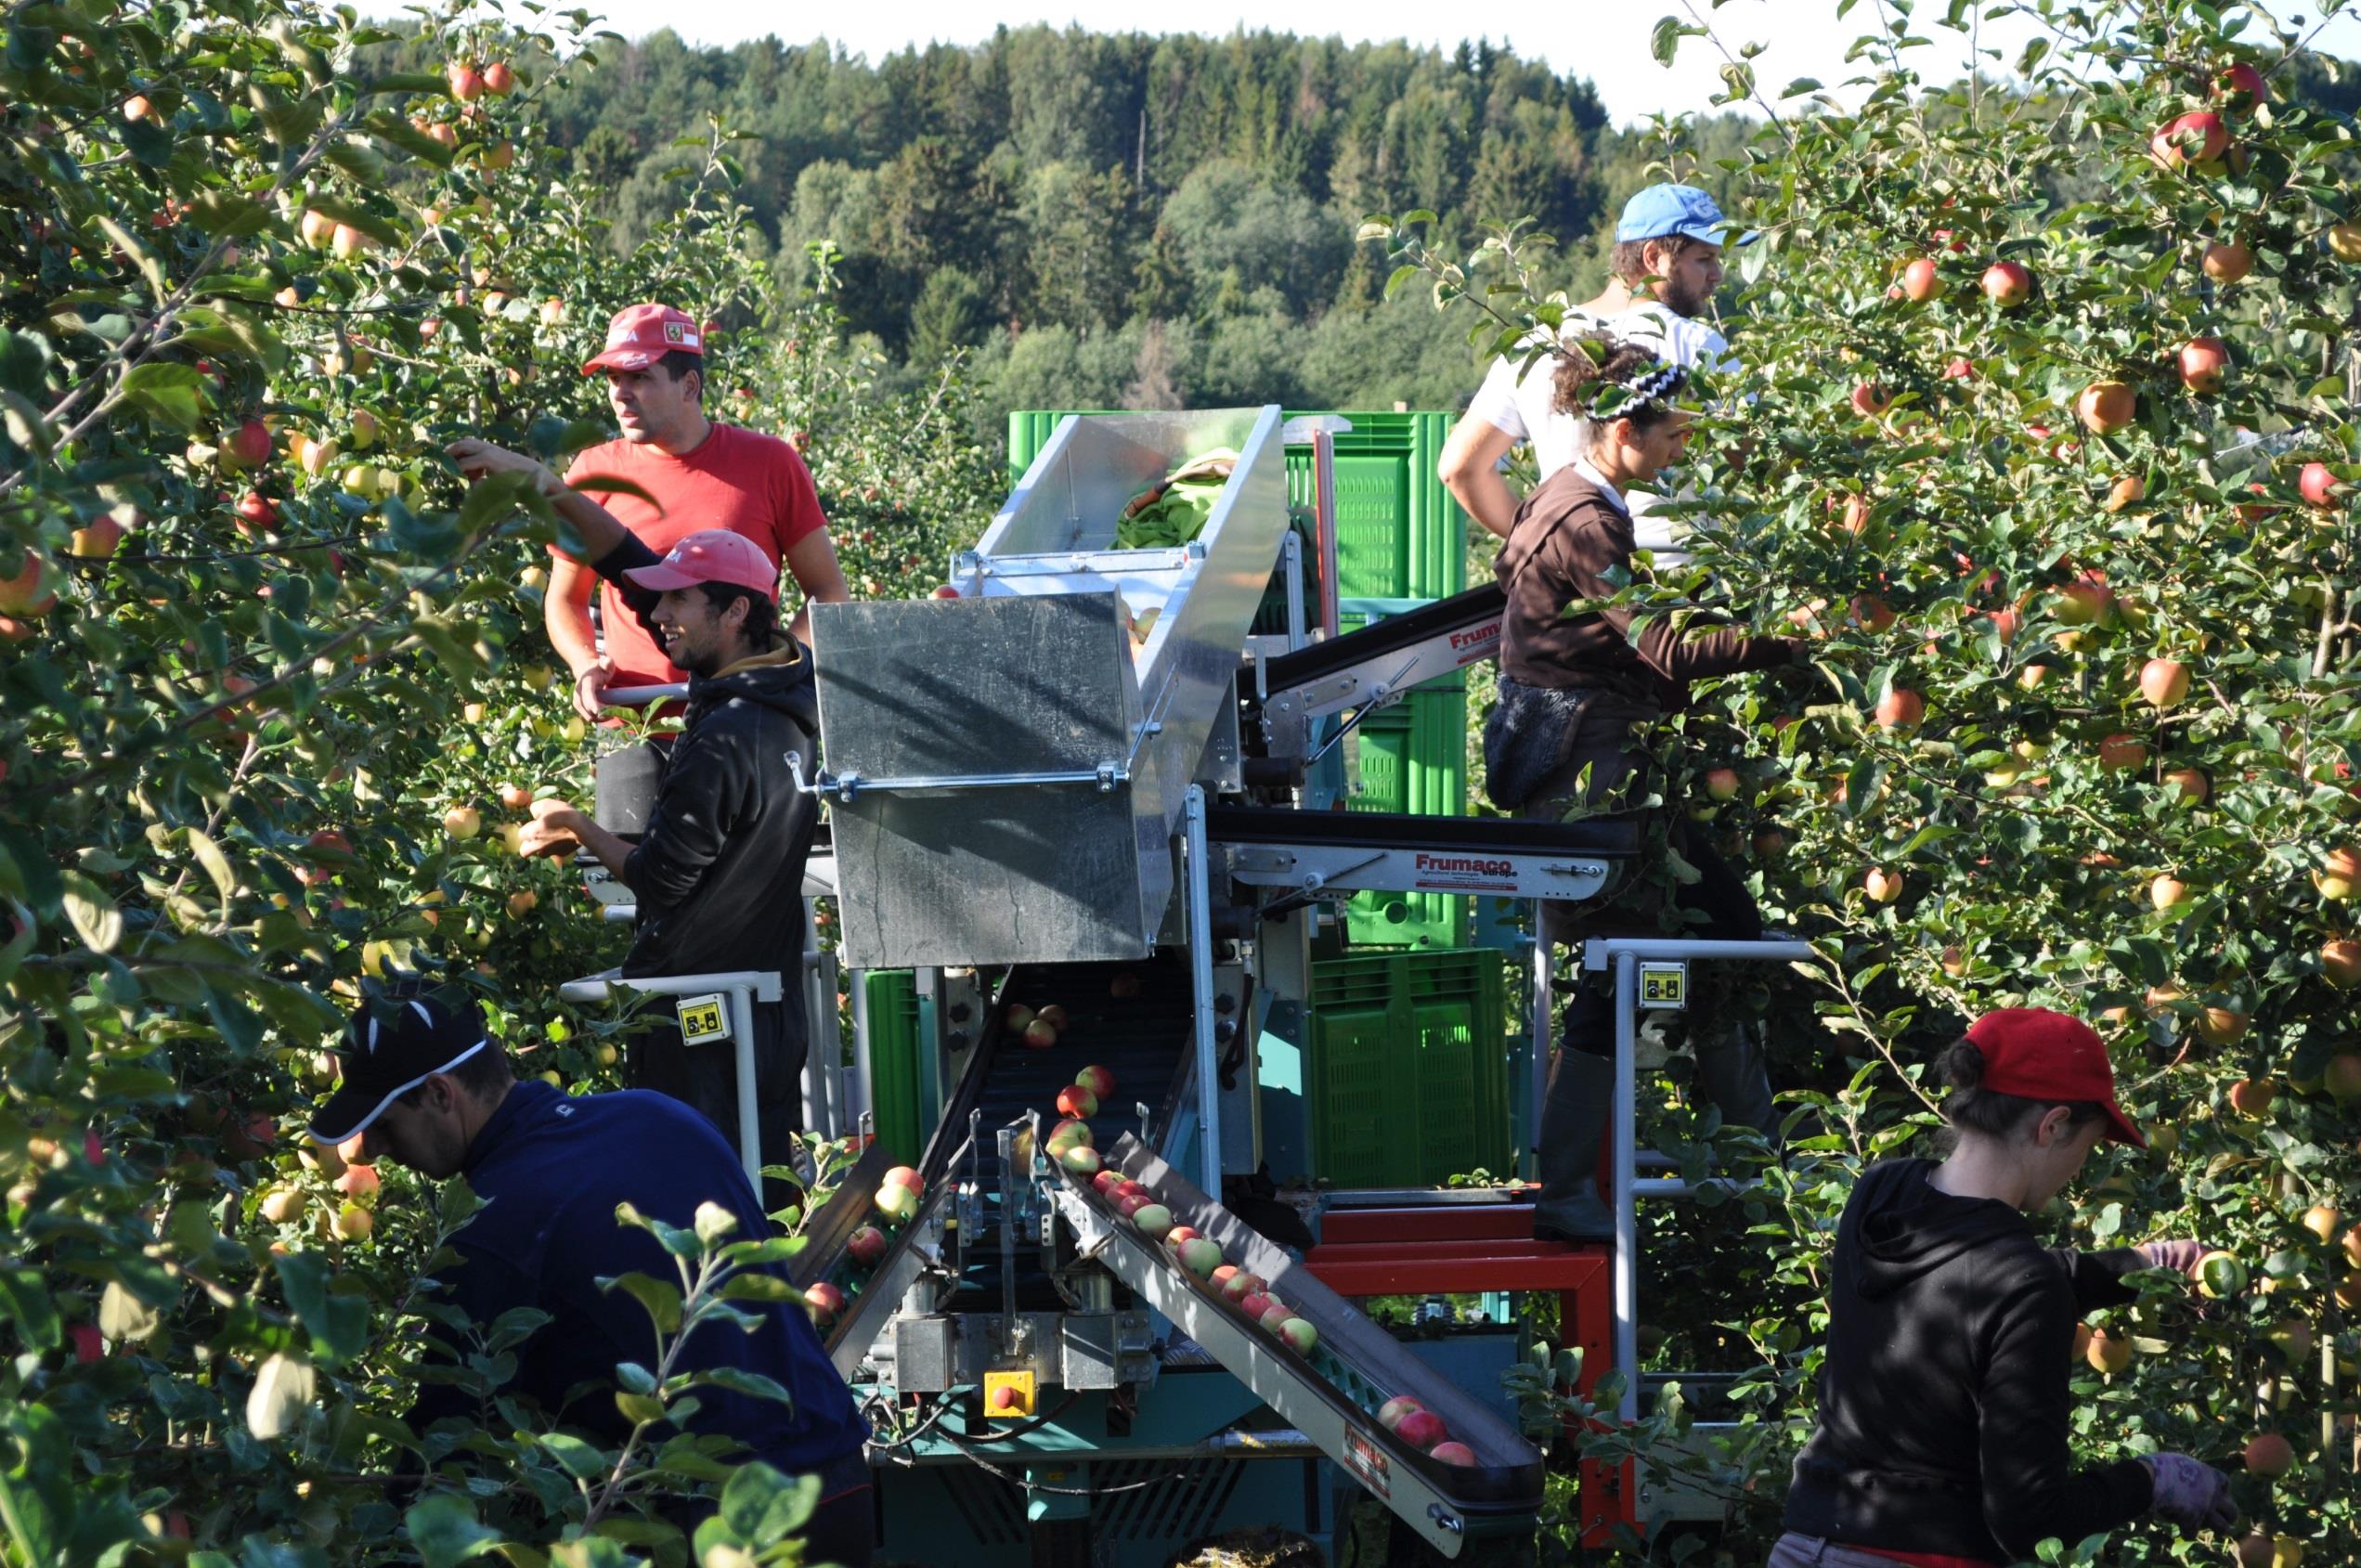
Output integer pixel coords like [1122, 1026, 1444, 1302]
[59, 871, 122, 954]
[537, 1432, 609, 1481]
[599, 1272, 681, 1336]
[0, 1268, 62, 1348]
[273, 1251, 370, 1365]
[715, 1461, 819, 1546]
[614, 1392, 667, 1425]
[691, 1366, 793, 1406]
[97, 1280, 158, 1344]
[244, 1351, 317, 1440]
[1651, 16, 1694, 67]
[403, 1494, 504, 1568]
[118, 363, 211, 432]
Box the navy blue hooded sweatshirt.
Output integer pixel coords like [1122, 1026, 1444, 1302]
[407, 1080, 866, 1473]
[1784, 1158, 2154, 1560]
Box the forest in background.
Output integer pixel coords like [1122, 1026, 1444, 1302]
[492, 26, 1761, 434]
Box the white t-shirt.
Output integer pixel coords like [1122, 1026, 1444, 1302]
[1468, 301, 1736, 564]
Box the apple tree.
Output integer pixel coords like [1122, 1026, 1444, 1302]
[0, 0, 973, 1560]
[1381, 0, 2361, 1555]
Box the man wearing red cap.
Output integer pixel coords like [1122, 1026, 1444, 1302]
[553, 303, 850, 721]
[1775, 1007, 2237, 1567]
[451, 436, 821, 1179]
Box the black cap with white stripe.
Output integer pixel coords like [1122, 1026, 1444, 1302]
[307, 992, 490, 1145]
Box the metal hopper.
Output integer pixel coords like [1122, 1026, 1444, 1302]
[809, 407, 1289, 970]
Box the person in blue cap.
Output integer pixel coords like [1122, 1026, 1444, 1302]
[1440, 183, 1745, 546]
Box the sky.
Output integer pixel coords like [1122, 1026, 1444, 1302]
[550, 0, 2361, 128]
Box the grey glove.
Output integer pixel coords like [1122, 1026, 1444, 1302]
[2135, 1239, 2206, 1276]
[2143, 1453, 2239, 1531]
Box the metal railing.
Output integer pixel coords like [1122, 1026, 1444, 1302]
[558, 967, 784, 1185]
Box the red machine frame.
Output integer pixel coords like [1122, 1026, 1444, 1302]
[1304, 1202, 1634, 1542]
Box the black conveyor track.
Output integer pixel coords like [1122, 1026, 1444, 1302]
[1207, 802, 1641, 860]
[1258, 582, 1505, 693]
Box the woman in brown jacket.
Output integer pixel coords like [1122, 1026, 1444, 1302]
[1483, 331, 1806, 1240]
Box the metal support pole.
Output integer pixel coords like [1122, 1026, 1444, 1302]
[1526, 911, 1552, 1182]
[1280, 531, 1308, 652]
[729, 985, 761, 1187]
[1613, 951, 1638, 1425]
[849, 966, 876, 1141]
[1184, 785, 1222, 1198]
[1312, 429, 1341, 642]
[799, 899, 826, 1138]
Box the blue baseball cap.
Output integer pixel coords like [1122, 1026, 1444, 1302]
[1615, 184, 1749, 247]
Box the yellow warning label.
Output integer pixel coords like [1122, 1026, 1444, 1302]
[677, 993, 730, 1044]
[1639, 963, 1687, 1009]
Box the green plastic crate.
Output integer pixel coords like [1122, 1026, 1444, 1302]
[1006, 409, 1467, 599]
[861, 970, 925, 1164]
[1344, 687, 1470, 950]
[1305, 949, 1510, 1186]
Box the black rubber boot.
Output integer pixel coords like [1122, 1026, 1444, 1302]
[1693, 1017, 1777, 1140]
[1533, 1047, 1617, 1241]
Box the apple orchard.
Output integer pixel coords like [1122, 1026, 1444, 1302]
[4, 0, 2361, 1560]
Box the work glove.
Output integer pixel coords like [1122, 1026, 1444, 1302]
[2143, 1452, 2239, 1531]
[2135, 1238, 2206, 1276]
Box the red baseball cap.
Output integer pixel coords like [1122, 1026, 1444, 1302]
[1965, 1007, 2145, 1147]
[622, 529, 778, 600]
[582, 303, 704, 374]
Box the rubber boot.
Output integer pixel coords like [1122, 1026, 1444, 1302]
[1693, 1017, 1777, 1141]
[1533, 1047, 1618, 1242]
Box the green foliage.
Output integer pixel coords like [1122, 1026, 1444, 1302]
[1397, 2, 2361, 1557]
[0, 3, 995, 1562]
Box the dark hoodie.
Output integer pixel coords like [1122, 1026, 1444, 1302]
[1784, 1159, 2156, 1560]
[1495, 468, 1799, 711]
[590, 536, 820, 986]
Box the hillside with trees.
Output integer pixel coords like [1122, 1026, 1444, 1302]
[511, 26, 1749, 430]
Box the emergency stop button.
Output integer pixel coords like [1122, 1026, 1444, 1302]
[983, 1369, 1035, 1418]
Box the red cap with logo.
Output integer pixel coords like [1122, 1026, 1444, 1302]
[582, 303, 704, 374]
[1964, 1006, 2145, 1147]
[621, 529, 779, 600]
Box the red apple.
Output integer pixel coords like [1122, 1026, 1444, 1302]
[1899, 256, 1939, 302]
[1395, 1410, 1450, 1449]
[930, 586, 960, 600]
[2163, 767, 2210, 804]
[1980, 260, 2030, 307]
[1942, 356, 1976, 381]
[2203, 240, 2254, 282]
[1165, 1225, 1200, 1245]
[2215, 61, 2268, 108]
[1703, 768, 1740, 801]
[2243, 1432, 2295, 1477]
[2321, 941, 2361, 991]
[2316, 846, 2361, 900]
[235, 491, 279, 533]
[1177, 1238, 1225, 1277]
[1074, 1064, 1117, 1099]
[1022, 1018, 1058, 1049]
[2321, 1051, 2361, 1102]
[1236, 1290, 1276, 1320]
[2105, 474, 2145, 512]
[882, 1165, 924, 1195]
[1116, 1192, 1151, 1218]
[847, 1225, 887, 1265]
[2151, 110, 2229, 171]
[2097, 734, 2148, 772]
[1873, 688, 1924, 732]
[483, 60, 515, 95]
[1430, 1440, 1478, 1465]
[1863, 867, 1904, 904]
[804, 1280, 846, 1326]
[1377, 1395, 1426, 1431]
[1092, 1168, 1124, 1195]
[1850, 594, 1897, 633]
[1219, 1271, 1266, 1304]
[448, 61, 485, 101]
[2178, 336, 2230, 394]
[2301, 462, 2342, 508]
[1055, 1084, 1099, 1119]
[227, 418, 272, 467]
[70, 1324, 105, 1362]
[1058, 1145, 1102, 1175]
[1036, 1004, 1070, 1030]
[2075, 381, 2136, 434]
[1850, 381, 1892, 418]
[2138, 658, 2189, 707]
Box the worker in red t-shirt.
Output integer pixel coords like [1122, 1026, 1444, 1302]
[550, 303, 850, 722]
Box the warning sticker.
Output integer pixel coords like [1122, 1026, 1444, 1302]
[1342, 1427, 1391, 1498]
[677, 992, 731, 1044]
[1639, 963, 1687, 1009]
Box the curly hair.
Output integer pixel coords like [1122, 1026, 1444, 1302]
[1550, 336, 1688, 436]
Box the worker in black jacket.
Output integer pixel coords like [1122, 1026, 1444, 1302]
[448, 437, 817, 1179]
[1776, 1007, 2237, 1567]
[309, 990, 873, 1563]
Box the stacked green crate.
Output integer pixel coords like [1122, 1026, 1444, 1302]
[1304, 949, 1510, 1186]
[1007, 410, 1472, 948]
[861, 970, 925, 1164]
